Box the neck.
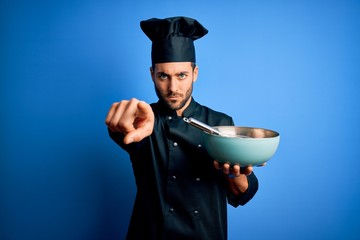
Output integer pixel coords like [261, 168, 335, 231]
[176, 97, 192, 116]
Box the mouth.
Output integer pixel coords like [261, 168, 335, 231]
[167, 94, 182, 100]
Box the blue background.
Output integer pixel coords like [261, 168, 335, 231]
[1, 0, 359, 239]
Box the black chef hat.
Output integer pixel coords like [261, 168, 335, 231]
[140, 16, 208, 64]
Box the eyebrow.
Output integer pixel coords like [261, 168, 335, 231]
[177, 71, 190, 75]
[157, 71, 190, 75]
[156, 72, 169, 78]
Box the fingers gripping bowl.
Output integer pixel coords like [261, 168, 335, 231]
[202, 126, 280, 166]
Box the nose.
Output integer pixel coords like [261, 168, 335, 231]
[168, 79, 178, 93]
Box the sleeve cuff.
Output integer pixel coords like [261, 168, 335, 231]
[227, 172, 259, 207]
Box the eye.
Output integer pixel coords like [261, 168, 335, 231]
[158, 73, 168, 80]
[178, 73, 187, 79]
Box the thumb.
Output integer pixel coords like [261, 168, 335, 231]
[123, 127, 151, 144]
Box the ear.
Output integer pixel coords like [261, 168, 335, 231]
[150, 67, 155, 82]
[193, 65, 199, 83]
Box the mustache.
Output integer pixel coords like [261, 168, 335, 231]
[167, 92, 182, 97]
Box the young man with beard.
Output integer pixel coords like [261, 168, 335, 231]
[105, 16, 259, 240]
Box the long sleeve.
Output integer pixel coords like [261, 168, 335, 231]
[227, 172, 259, 207]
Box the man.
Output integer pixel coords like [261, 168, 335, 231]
[105, 16, 259, 240]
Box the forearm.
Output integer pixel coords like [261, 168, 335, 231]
[227, 172, 258, 207]
[227, 174, 249, 196]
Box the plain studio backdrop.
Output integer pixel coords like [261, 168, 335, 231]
[1, 0, 359, 239]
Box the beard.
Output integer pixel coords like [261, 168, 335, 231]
[155, 83, 193, 111]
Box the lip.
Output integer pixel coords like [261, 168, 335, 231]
[167, 95, 181, 100]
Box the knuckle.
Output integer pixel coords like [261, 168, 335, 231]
[129, 98, 139, 104]
[111, 102, 120, 109]
[109, 120, 119, 130]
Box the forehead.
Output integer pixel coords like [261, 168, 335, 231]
[154, 62, 192, 73]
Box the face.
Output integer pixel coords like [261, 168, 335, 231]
[151, 62, 198, 116]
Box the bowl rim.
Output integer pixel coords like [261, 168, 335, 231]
[205, 126, 280, 138]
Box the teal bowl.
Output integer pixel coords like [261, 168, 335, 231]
[203, 126, 280, 166]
